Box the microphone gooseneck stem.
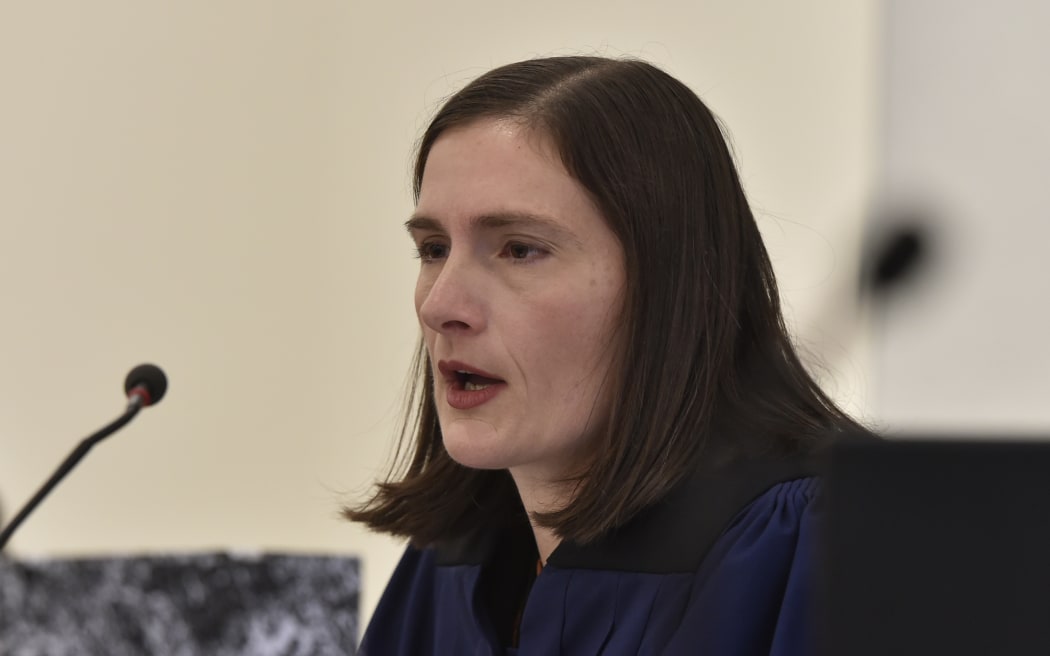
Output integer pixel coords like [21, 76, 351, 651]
[0, 398, 144, 551]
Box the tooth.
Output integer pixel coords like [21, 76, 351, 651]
[464, 381, 490, 392]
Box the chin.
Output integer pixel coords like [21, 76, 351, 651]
[444, 440, 514, 471]
[441, 422, 518, 471]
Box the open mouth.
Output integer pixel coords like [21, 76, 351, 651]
[454, 370, 504, 392]
[437, 361, 507, 409]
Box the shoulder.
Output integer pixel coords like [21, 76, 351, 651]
[357, 546, 435, 656]
[658, 477, 822, 654]
[534, 472, 823, 655]
[359, 544, 486, 655]
[548, 456, 820, 573]
[699, 476, 822, 581]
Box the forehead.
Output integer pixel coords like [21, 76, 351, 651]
[414, 119, 599, 227]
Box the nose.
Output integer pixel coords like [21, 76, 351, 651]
[416, 256, 487, 335]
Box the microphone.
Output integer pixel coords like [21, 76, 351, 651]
[125, 363, 169, 408]
[0, 364, 168, 551]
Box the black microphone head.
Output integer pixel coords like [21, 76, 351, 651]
[869, 227, 927, 292]
[124, 364, 168, 407]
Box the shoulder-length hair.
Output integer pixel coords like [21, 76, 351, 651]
[347, 56, 863, 546]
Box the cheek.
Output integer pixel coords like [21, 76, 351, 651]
[518, 291, 621, 384]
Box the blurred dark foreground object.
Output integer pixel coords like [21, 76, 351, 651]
[0, 552, 359, 656]
[820, 436, 1050, 656]
[861, 222, 931, 297]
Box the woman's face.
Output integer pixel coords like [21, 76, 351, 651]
[409, 118, 626, 483]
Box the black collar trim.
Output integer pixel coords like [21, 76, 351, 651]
[435, 455, 818, 573]
[548, 457, 817, 573]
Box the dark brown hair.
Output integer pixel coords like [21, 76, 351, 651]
[347, 56, 863, 545]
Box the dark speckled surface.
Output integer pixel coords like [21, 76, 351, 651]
[0, 553, 359, 655]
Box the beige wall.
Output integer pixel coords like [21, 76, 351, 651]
[0, 1, 878, 629]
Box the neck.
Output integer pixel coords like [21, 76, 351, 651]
[531, 524, 560, 566]
[509, 468, 575, 564]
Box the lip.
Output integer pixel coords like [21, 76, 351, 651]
[437, 359, 507, 410]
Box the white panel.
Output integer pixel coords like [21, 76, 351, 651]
[878, 0, 1050, 431]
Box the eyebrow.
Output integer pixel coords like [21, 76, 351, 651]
[404, 212, 584, 247]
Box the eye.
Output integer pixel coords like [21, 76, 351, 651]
[415, 240, 449, 263]
[501, 241, 547, 262]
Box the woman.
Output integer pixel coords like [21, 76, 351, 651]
[348, 56, 863, 655]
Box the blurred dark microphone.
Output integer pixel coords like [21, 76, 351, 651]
[0, 364, 168, 551]
[862, 223, 930, 297]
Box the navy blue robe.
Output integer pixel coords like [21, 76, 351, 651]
[360, 459, 820, 655]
